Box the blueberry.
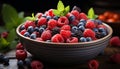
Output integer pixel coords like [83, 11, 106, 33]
[86, 37, 92, 42]
[0, 53, 4, 63]
[77, 22, 85, 27]
[101, 32, 107, 37]
[24, 32, 30, 37]
[53, 16, 59, 20]
[34, 27, 39, 32]
[99, 28, 106, 32]
[80, 19, 86, 23]
[80, 37, 87, 42]
[52, 27, 60, 35]
[95, 19, 102, 25]
[39, 27, 45, 34]
[20, 25, 25, 31]
[17, 60, 24, 68]
[30, 34, 36, 39]
[72, 6, 81, 12]
[71, 26, 78, 33]
[25, 58, 32, 67]
[41, 25, 47, 29]
[78, 26, 85, 32]
[27, 26, 34, 34]
[46, 16, 52, 21]
[69, 15, 75, 22]
[93, 28, 99, 33]
[3, 57, 9, 66]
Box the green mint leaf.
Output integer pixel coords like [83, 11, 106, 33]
[0, 38, 9, 48]
[24, 17, 34, 21]
[2, 4, 18, 26]
[6, 29, 16, 42]
[64, 5, 70, 15]
[9, 40, 18, 49]
[57, 0, 64, 12]
[5, 22, 15, 31]
[18, 12, 24, 18]
[0, 26, 6, 33]
[53, 9, 61, 16]
[88, 8, 95, 19]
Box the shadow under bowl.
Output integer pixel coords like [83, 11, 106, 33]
[16, 23, 113, 65]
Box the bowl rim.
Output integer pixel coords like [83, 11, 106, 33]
[16, 23, 113, 45]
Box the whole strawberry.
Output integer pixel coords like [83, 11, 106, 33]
[110, 36, 120, 47]
[88, 59, 99, 69]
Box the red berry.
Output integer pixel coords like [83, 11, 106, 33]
[51, 34, 64, 43]
[37, 17, 47, 27]
[110, 36, 120, 47]
[110, 53, 120, 64]
[41, 30, 52, 41]
[61, 25, 71, 31]
[20, 29, 27, 35]
[31, 60, 44, 69]
[35, 13, 43, 19]
[83, 29, 96, 39]
[24, 20, 35, 29]
[46, 9, 54, 17]
[66, 12, 72, 18]
[66, 37, 78, 43]
[0, 32, 8, 38]
[71, 19, 79, 26]
[57, 16, 69, 27]
[97, 25, 106, 29]
[79, 13, 88, 20]
[86, 20, 96, 29]
[60, 30, 71, 40]
[71, 10, 80, 20]
[16, 50, 27, 60]
[88, 59, 99, 69]
[36, 38, 43, 41]
[16, 43, 24, 50]
[47, 19, 57, 30]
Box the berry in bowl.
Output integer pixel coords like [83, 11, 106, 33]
[16, 1, 113, 65]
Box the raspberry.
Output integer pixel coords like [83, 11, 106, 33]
[31, 60, 44, 69]
[51, 34, 64, 43]
[79, 13, 88, 20]
[110, 53, 120, 64]
[66, 37, 78, 43]
[110, 36, 120, 47]
[57, 16, 69, 27]
[60, 30, 71, 40]
[41, 30, 52, 41]
[37, 17, 47, 27]
[97, 25, 106, 29]
[71, 10, 80, 20]
[61, 25, 71, 31]
[88, 59, 99, 69]
[83, 29, 96, 39]
[46, 9, 54, 17]
[24, 20, 35, 29]
[47, 19, 57, 30]
[0, 32, 8, 38]
[85, 20, 96, 29]
[71, 19, 79, 26]
[20, 29, 27, 35]
[35, 13, 43, 19]
[16, 43, 24, 50]
[16, 50, 27, 61]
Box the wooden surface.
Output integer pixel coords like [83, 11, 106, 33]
[2, 46, 120, 69]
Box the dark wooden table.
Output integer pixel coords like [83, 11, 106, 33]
[2, 46, 120, 69]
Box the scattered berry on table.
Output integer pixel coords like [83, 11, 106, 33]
[110, 53, 120, 64]
[110, 36, 120, 47]
[16, 49, 27, 61]
[31, 60, 44, 69]
[88, 59, 99, 69]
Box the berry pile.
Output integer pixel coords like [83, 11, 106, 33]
[15, 43, 44, 69]
[19, 7, 108, 43]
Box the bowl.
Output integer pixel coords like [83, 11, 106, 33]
[16, 23, 113, 65]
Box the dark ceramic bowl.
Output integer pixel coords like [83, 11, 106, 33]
[16, 23, 113, 65]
